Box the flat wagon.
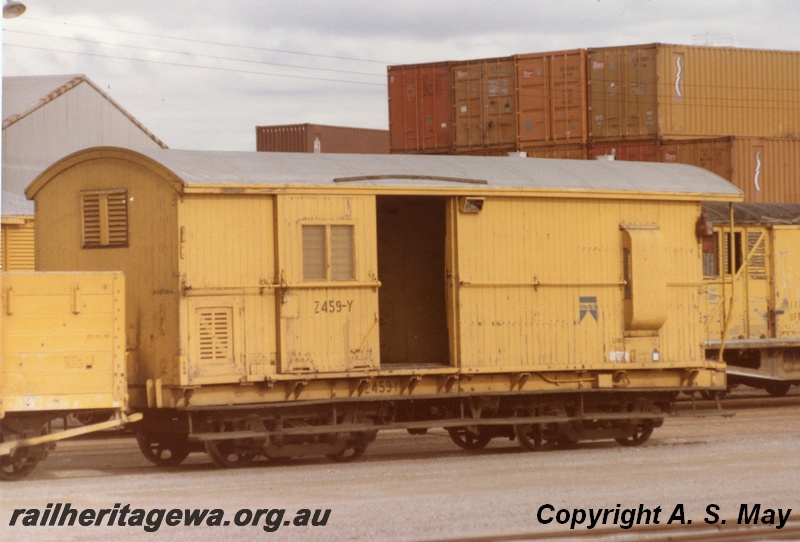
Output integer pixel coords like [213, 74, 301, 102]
[1, 271, 138, 479]
[27, 148, 741, 467]
[701, 202, 800, 396]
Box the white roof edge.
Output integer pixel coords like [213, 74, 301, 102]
[2, 75, 168, 149]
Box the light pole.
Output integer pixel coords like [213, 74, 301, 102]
[1, 0, 25, 269]
[3, 1, 25, 19]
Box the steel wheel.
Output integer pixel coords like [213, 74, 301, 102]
[0, 445, 45, 481]
[326, 436, 370, 463]
[0, 425, 48, 481]
[447, 426, 492, 450]
[513, 423, 557, 452]
[136, 430, 191, 466]
[205, 438, 256, 468]
[765, 382, 791, 397]
[615, 422, 654, 447]
[73, 412, 111, 426]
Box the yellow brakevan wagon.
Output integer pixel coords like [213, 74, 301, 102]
[701, 202, 800, 396]
[1, 271, 139, 480]
[27, 147, 741, 467]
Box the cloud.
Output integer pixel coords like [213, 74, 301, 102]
[3, 0, 798, 151]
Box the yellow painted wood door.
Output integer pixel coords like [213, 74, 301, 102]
[276, 195, 379, 373]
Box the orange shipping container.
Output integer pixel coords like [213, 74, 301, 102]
[453, 57, 517, 151]
[516, 49, 587, 146]
[387, 62, 453, 154]
[588, 44, 800, 140]
[256, 124, 389, 154]
[590, 137, 800, 203]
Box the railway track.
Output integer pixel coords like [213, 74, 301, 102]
[677, 391, 800, 412]
[427, 519, 800, 541]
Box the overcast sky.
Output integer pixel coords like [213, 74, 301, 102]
[3, 1, 799, 151]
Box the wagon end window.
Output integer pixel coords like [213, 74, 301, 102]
[721, 231, 744, 276]
[701, 235, 719, 277]
[81, 190, 129, 248]
[302, 224, 355, 281]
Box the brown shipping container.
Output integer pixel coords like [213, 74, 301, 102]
[453, 145, 588, 160]
[521, 143, 589, 160]
[256, 124, 389, 154]
[453, 57, 517, 151]
[516, 49, 588, 146]
[588, 44, 800, 140]
[387, 62, 453, 154]
[590, 137, 800, 203]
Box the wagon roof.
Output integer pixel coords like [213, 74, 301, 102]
[27, 147, 743, 201]
[702, 202, 800, 224]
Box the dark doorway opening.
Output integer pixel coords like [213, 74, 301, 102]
[376, 196, 450, 366]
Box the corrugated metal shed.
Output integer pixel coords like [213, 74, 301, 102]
[1, 189, 32, 216]
[1, 192, 34, 270]
[28, 146, 743, 200]
[2, 74, 168, 209]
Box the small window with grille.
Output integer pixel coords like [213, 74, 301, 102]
[302, 224, 354, 281]
[705, 230, 746, 278]
[81, 189, 129, 248]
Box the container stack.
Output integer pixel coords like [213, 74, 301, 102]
[387, 43, 800, 202]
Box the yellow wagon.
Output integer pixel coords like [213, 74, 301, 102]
[1, 272, 139, 480]
[28, 148, 741, 466]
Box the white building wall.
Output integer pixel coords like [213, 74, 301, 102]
[3, 80, 166, 198]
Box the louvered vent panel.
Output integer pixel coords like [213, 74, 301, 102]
[302, 225, 325, 280]
[5, 225, 35, 270]
[197, 308, 233, 363]
[330, 225, 354, 280]
[747, 231, 767, 280]
[82, 193, 102, 246]
[106, 191, 129, 246]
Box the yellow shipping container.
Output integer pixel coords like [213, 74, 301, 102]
[588, 44, 800, 140]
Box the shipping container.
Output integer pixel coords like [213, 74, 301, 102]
[590, 137, 800, 203]
[453, 57, 517, 151]
[256, 123, 389, 154]
[516, 49, 588, 146]
[521, 143, 589, 160]
[449, 145, 588, 160]
[387, 62, 453, 154]
[588, 44, 800, 140]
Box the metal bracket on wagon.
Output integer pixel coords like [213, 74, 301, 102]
[438, 375, 459, 393]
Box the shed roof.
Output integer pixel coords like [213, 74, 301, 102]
[1, 190, 34, 217]
[702, 202, 800, 224]
[28, 146, 743, 201]
[2, 75, 167, 149]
